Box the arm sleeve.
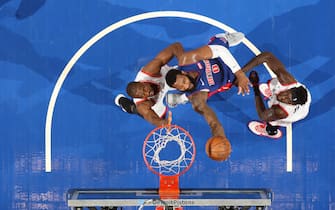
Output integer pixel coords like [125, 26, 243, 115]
[208, 45, 241, 73]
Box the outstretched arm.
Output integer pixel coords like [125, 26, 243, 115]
[177, 45, 213, 65]
[136, 101, 170, 127]
[177, 45, 238, 68]
[241, 52, 296, 85]
[188, 92, 226, 138]
[249, 71, 288, 122]
[141, 42, 184, 76]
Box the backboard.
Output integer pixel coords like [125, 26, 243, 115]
[67, 188, 273, 210]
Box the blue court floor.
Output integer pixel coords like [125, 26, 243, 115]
[0, 0, 334, 209]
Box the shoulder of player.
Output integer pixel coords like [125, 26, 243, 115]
[140, 58, 166, 76]
[138, 67, 162, 78]
[136, 100, 155, 111]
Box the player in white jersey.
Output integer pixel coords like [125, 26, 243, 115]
[115, 42, 185, 127]
[265, 78, 311, 126]
[240, 52, 311, 139]
[130, 64, 176, 119]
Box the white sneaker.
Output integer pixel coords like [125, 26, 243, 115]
[215, 32, 245, 47]
[248, 121, 282, 139]
[166, 93, 189, 108]
[259, 83, 272, 99]
[114, 94, 125, 106]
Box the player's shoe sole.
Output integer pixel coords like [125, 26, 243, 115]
[248, 121, 282, 139]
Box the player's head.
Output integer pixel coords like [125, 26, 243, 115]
[126, 81, 158, 98]
[277, 86, 308, 105]
[290, 86, 308, 105]
[166, 69, 196, 92]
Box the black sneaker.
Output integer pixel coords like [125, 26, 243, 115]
[114, 94, 136, 114]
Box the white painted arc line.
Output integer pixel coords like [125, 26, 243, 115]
[45, 10, 292, 172]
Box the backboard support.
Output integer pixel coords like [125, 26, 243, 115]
[159, 175, 180, 199]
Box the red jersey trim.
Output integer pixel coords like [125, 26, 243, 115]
[140, 69, 161, 78]
[268, 78, 297, 86]
[208, 83, 233, 98]
[159, 107, 168, 119]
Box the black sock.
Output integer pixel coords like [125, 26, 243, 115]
[266, 123, 279, 135]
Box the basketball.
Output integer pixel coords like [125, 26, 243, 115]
[205, 136, 231, 161]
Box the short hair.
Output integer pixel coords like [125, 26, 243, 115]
[166, 69, 182, 87]
[291, 86, 308, 105]
[126, 81, 140, 98]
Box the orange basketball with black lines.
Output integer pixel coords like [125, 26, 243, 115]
[205, 136, 231, 161]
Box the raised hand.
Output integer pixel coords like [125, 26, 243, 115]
[235, 70, 251, 96]
[249, 70, 259, 87]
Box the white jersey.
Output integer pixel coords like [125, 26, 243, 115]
[267, 78, 311, 126]
[133, 65, 175, 118]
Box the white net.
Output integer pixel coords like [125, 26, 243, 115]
[143, 125, 196, 176]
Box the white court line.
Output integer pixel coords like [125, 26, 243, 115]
[286, 124, 293, 172]
[45, 11, 292, 172]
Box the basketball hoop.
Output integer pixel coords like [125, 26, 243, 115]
[143, 124, 196, 201]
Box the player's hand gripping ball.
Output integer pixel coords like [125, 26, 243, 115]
[205, 136, 231, 161]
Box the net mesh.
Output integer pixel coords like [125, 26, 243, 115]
[143, 125, 195, 176]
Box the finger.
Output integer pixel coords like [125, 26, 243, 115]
[237, 86, 244, 96]
[245, 86, 250, 94]
[242, 86, 249, 96]
[237, 86, 242, 95]
[246, 89, 250, 95]
[166, 111, 172, 132]
[167, 111, 172, 125]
